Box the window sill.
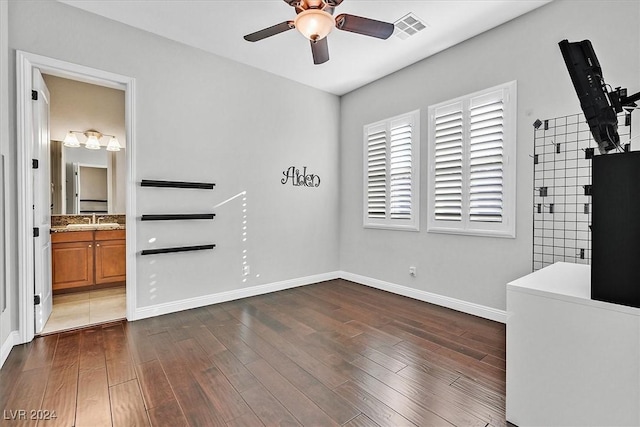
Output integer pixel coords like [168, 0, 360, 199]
[364, 223, 420, 232]
[426, 225, 515, 239]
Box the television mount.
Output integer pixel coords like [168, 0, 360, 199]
[559, 39, 638, 154]
[609, 86, 640, 113]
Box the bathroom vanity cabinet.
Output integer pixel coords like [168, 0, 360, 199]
[94, 230, 126, 285]
[51, 228, 126, 291]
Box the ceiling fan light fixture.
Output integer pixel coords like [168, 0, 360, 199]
[294, 9, 334, 41]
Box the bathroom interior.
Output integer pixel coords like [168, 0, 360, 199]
[43, 74, 126, 334]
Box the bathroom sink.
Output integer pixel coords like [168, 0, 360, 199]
[95, 223, 121, 229]
[66, 223, 121, 230]
[66, 223, 96, 230]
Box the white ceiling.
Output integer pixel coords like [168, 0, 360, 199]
[58, 0, 551, 96]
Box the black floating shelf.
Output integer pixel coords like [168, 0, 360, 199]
[141, 214, 215, 221]
[141, 244, 215, 256]
[141, 179, 215, 190]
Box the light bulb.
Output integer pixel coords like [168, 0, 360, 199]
[63, 131, 80, 148]
[106, 136, 121, 152]
[85, 134, 101, 150]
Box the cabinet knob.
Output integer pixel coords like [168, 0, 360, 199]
[96, 244, 100, 247]
[88, 244, 92, 248]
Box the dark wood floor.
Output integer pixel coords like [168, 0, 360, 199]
[0, 279, 506, 426]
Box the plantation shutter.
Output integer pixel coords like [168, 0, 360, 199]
[364, 110, 419, 230]
[389, 120, 413, 220]
[469, 91, 504, 223]
[366, 126, 387, 219]
[433, 103, 463, 221]
[428, 81, 515, 237]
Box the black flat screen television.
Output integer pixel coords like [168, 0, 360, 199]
[559, 39, 620, 153]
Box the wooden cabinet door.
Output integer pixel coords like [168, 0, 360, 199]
[95, 239, 126, 284]
[52, 241, 94, 290]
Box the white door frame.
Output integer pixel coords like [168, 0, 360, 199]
[16, 50, 137, 344]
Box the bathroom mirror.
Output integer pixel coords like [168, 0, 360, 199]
[51, 140, 126, 214]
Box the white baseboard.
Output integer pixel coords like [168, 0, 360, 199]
[0, 331, 20, 369]
[132, 269, 505, 324]
[133, 271, 341, 321]
[339, 271, 507, 323]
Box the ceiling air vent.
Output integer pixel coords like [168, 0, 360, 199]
[394, 13, 427, 40]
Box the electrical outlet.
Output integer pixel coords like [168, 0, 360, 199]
[243, 265, 250, 276]
[409, 266, 417, 277]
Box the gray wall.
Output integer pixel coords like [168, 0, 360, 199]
[339, 0, 640, 311]
[0, 0, 12, 352]
[6, 0, 340, 325]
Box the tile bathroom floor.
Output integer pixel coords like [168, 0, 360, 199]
[41, 285, 126, 335]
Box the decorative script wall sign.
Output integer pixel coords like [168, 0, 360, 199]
[281, 166, 321, 188]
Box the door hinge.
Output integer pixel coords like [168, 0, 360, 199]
[31, 90, 38, 101]
[33, 227, 40, 238]
[32, 159, 39, 169]
[34, 295, 41, 305]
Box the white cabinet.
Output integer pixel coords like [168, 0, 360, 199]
[506, 262, 640, 426]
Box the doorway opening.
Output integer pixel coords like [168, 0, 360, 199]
[16, 51, 137, 344]
[41, 74, 127, 334]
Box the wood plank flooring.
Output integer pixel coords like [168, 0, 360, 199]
[0, 279, 506, 426]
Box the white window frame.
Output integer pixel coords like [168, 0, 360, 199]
[363, 110, 420, 231]
[427, 81, 517, 238]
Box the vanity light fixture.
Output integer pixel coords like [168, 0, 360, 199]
[84, 131, 101, 150]
[62, 131, 80, 148]
[106, 136, 121, 152]
[63, 129, 121, 152]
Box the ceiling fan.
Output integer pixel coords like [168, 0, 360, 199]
[243, 0, 395, 65]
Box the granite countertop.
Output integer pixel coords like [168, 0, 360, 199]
[51, 224, 126, 233]
[51, 214, 126, 232]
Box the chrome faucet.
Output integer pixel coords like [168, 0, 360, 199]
[92, 213, 96, 224]
[97, 217, 106, 224]
[83, 217, 92, 224]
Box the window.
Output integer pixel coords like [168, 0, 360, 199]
[427, 81, 516, 237]
[364, 110, 420, 231]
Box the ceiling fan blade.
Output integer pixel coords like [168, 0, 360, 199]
[323, 0, 343, 15]
[335, 14, 395, 39]
[283, 0, 305, 13]
[244, 21, 295, 42]
[311, 38, 329, 65]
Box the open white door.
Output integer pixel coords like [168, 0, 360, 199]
[32, 68, 52, 333]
